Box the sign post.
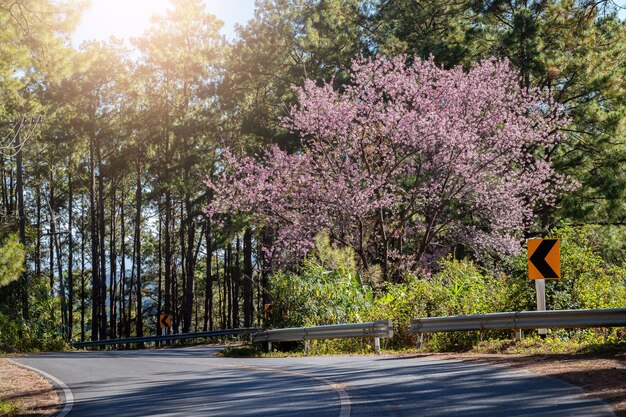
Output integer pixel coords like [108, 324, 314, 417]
[528, 238, 560, 337]
[534, 279, 547, 335]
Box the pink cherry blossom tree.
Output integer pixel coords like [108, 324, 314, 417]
[207, 56, 571, 279]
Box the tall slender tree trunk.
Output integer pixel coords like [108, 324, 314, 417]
[15, 121, 27, 319]
[243, 228, 253, 328]
[182, 197, 195, 333]
[260, 227, 273, 326]
[157, 211, 163, 336]
[68, 169, 74, 341]
[203, 219, 212, 331]
[173, 266, 179, 333]
[49, 180, 54, 297]
[80, 193, 86, 343]
[179, 205, 187, 332]
[134, 150, 143, 338]
[119, 185, 126, 339]
[226, 244, 232, 328]
[89, 117, 100, 341]
[109, 183, 117, 339]
[164, 191, 172, 333]
[46, 180, 68, 334]
[163, 125, 173, 335]
[127, 226, 135, 338]
[97, 143, 107, 340]
[53, 220, 67, 333]
[233, 237, 240, 328]
[194, 296, 199, 330]
[218, 252, 225, 329]
[36, 187, 41, 276]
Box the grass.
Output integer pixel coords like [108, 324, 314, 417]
[469, 334, 626, 356]
[0, 400, 17, 417]
[218, 331, 626, 358]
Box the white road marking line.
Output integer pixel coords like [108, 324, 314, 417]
[7, 359, 74, 417]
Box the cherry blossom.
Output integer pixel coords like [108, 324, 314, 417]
[207, 56, 571, 277]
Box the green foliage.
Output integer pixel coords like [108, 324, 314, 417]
[270, 226, 626, 353]
[556, 226, 626, 309]
[0, 400, 18, 417]
[504, 225, 626, 312]
[0, 276, 68, 353]
[374, 0, 626, 225]
[0, 235, 24, 288]
[369, 258, 507, 350]
[221, 0, 367, 150]
[269, 233, 373, 328]
[472, 331, 626, 356]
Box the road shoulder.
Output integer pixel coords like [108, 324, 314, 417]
[424, 352, 625, 417]
[0, 357, 60, 417]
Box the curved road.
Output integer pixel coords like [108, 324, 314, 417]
[14, 346, 614, 416]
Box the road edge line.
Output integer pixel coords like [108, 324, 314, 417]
[7, 359, 74, 417]
[253, 365, 351, 417]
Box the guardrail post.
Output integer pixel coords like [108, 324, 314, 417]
[268, 341, 272, 352]
[304, 340, 310, 355]
[513, 329, 522, 341]
[416, 333, 424, 349]
[374, 337, 381, 354]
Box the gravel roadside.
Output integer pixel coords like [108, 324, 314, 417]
[0, 358, 59, 417]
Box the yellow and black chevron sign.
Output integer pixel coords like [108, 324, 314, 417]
[528, 238, 560, 280]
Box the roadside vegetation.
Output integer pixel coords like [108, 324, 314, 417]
[1, 0, 625, 354]
[252, 225, 625, 354]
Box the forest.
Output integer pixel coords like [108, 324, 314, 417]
[0, 0, 625, 352]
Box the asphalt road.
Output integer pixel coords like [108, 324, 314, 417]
[14, 345, 615, 417]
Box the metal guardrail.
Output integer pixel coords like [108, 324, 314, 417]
[252, 320, 394, 353]
[73, 328, 260, 349]
[410, 308, 626, 342]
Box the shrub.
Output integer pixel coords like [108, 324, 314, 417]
[269, 233, 373, 329]
[366, 257, 508, 350]
[267, 226, 626, 353]
[0, 275, 68, 353]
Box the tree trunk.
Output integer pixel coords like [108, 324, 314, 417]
[233, 236, 240, 328]
[109, 182, 117, 339]
[134, 150, 143, 338]
[260, 227, 272, 325]
[119, 184, 126, 339]
[163, 122, 173, 336]
[218, 251, 225, 329]
[127, 221, 135, 338]
[157, 211, 163, 336]
[80, 193, 86, 343]
[46, 179, 68, 335]
[36, 187, 41, 276]
[224, 242, 233, 329]
[68, 169, 74, 341]
[164, 191, 172, 333]
[243, 228, 253, 328]
[182, 197, 195, 333]
[203, 219, 212, 331]
[49, 181, 54, 296]
[89, 121, 100, 341]
[97, 143, 107, 341]
[53, 218, 67, 334]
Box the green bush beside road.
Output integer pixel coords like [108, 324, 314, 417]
[267, 226, 626, 353]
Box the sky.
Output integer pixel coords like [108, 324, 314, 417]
[71, 0, 256, 48]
